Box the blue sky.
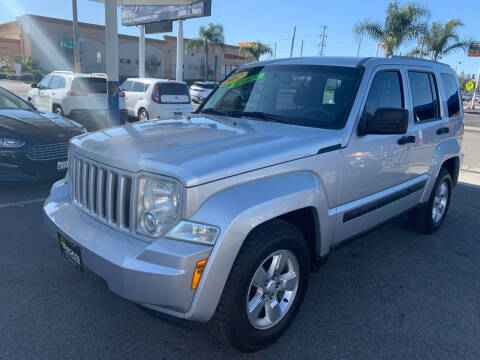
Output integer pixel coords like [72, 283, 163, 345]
[0, 0, 478, 75]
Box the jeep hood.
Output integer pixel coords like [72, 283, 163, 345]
[71, 115, 341, 187]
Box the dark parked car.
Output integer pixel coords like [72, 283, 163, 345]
[0, 87, 86, 181]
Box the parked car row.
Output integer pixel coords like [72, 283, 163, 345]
[28, 71, 128, 131]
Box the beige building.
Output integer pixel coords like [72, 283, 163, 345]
[0, 14, 253, 81]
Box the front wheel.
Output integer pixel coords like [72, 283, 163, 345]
[408, 167, 452, 234]
[210, 219, 310, 352]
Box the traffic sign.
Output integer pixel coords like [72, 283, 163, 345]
[60, 41, 74, 48]
[466, 81, 475, 91]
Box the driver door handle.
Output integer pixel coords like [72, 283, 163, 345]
[437, 127, 450, 135]
[398, 135, 416, 145]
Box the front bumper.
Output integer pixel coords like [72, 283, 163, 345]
[0, 150, 67, 182]
[43, 180, 212, 317]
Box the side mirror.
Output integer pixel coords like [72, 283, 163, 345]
[359, 108, 409, 135]
[31, 83, 38, 88]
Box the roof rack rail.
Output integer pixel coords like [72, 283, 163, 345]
[89, 72, 107, 77]
[388, 55, 450, 67]
[52, 70, 74, 75]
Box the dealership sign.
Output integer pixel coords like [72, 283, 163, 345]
[121, 0, 211, 26]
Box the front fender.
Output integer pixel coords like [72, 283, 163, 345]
[184, 171, 331, 321]
[420, 137, 461, 203]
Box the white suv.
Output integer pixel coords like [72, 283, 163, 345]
[28, 71, 127, 130]
[120, 78, 194, 121]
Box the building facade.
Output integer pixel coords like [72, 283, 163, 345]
[0, 14, 253, 81]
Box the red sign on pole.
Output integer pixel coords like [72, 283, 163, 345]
[468, 43, 480, 57]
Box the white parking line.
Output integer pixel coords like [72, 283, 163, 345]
[0, 198, 46, 209]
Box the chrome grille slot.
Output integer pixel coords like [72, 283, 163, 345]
[71, 154, 134, 232]
[27, 141, 69, 160]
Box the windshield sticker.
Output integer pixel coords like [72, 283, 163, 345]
[228, 72, 265, 89]
[220, 72, 248, 87]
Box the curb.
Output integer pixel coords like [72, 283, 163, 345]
[464, 126, 480, 133]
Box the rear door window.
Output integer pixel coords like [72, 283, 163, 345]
[71, 77, 107, 94]
[408, 71, 441, 122]
[363, 71, 404, 121]
[441, 74, 461, 118]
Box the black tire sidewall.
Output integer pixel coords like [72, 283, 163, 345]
[54, 106, 63, 115]
[139, 109, 148, 120]
[220, 223, 310, 351]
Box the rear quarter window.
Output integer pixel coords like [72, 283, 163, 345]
[441, 74, 461, 118]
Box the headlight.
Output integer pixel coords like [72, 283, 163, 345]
[0, 138, 25, 148]
[136, 176, 182, 238]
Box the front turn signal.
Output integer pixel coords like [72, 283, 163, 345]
[191, 258, 208, 290]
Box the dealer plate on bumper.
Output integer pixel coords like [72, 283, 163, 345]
[58, 232, 83, 271]
[57, 160, 68, 171]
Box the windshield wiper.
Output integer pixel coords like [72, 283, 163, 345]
[232, 111, 290, 124]
[200, 108, 230, 117]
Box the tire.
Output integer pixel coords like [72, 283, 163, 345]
[138, 108, 149, 121]
[408, 167, 452, 234]
[53, 105, 64, 116]
[210, 219, 310, 352]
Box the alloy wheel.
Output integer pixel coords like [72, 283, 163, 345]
[246, 250, 299, 330]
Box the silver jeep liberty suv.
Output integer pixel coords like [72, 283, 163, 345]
[44, 56, 463, 352]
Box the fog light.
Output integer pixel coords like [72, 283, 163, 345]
[144, 212, 157, 233]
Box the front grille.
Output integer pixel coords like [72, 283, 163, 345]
[71, 154, 133, 231]
[26, 141, 69, 161]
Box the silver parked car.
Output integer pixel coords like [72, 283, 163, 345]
[44, 56, 463, 352]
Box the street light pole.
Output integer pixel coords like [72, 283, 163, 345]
[72, 0, 81, 73]
[290, 26, 296, 58]
[139, 25, 145, 78]
[105, 0, 119, 125]
[176, 19, 184, 81]
[470, 68, 480, 110]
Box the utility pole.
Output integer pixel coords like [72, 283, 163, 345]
[72, 0, 81, 73]
[375, 43, 380, 57]
[105, 0, 119, 125]
[138, 25, 145, 78]
[274, 41, 277, 59]
[300, 40, 304, 57]
[319, 25, 327, 56]
[356, 36, 362, 57]
[290, 26, 296, 58]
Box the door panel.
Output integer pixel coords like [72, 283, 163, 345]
[335, 67, 413, 244]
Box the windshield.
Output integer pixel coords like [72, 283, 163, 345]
[201, 65, 361, 129]
[0, 87, 34, 111]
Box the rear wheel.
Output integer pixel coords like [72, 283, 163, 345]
[138, 108, 149, 121]
[210, 219, 310, 352]
[53, 105, 64, 116]
[408, 167, 452, 234]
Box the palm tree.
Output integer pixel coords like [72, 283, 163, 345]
[407, 20, 474, 61]
[239, 42, 273, 61]
[186, 23, 225, 81]
[354, 1, 429, 57]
